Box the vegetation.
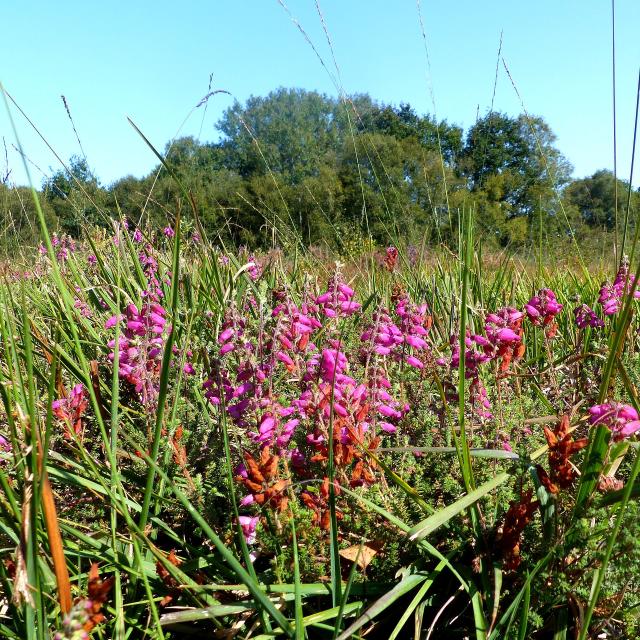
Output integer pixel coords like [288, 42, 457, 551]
[1, 61, 640, 639]
[1, 88, 638, 258]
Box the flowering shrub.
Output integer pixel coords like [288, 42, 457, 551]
[599, 257, 640, 315]
[107, 302, 169, 408]
[4, 234, 640, 640]
[52, 384, 89, 439]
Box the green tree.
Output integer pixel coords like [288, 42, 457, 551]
[217, 88, 339, 184]
[43, 156, 108, 236]
[461, 112, 572, 218]
[563, 169, 639, 230]
[0, 183, 56, 255]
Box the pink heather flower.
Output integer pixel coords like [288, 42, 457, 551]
[589, 402, 640, 441]
[525, 288, 563, 325]
[204, 305, 267, 434]
[238, 515, 259, 544]
[46, 232, 75, 262]
[574, 304, 604, 329]
[107, 302, 169, 407]
[163, 226, 175, 238]
[272, 298, 321, 362]
[598, 258, 640, 316]
[183, 362, 195, 375]
[54, 599, 95, 640]
[105, 314, 121, 329]
[137, 245, 166, 302]
[450, 332, 493, 419]
[383, 246, 399, 272]
[133, 229, 143, 243]
[485, 308, 523, 346]
[483, 307, 525, 370]
[0, 435, 12, 461]
[52, 384, 89, 438]
[316, 274, 361, 319]
[87, 254, 97, 266]
[246, 255, 262, 281]
[358, 307, 409, 433]
[394, 293, 432, 369]
[451, 333, 492, 376]
[525, 288, 563, 337]
[74, 298, 92, 318]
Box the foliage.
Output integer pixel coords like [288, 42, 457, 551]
[2, 88, 636, 255]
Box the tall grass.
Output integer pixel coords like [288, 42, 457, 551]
[1, 7, 640, 638]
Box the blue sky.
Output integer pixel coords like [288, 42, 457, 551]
[1, 1, 639, 187]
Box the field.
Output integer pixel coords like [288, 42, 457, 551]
[1, 4, 640, 635]
[0, 197, 640, 639]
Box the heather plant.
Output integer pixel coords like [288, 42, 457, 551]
[2, 187, 640, 638]
[2, 22, 640, 640]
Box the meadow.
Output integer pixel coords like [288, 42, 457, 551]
[1, 11, 640, 631]
[0, 185, 640, 639]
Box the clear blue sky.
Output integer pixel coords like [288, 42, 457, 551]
[1, 1, 639, 187]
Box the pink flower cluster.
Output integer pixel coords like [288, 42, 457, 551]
[246, 255, 262, 281]
[484, 307, 525, 371]
[525, 288, 563, 333]
[451, 333, 493, 419]
[383, 246, 399, 272]
[395, 293, 432, 369]
[599, 259, 640, 316]
[52, 384, 88, 438]
[574, 304, 604, 329]
[0, 435, 12, 460]
[107, 302, 168, 408]
[485, 308, 522, 349]
[39, 233, 76, 262]
[238, 515, 259, 544]
[589, 402, 640, 441]
[316, 276, 361, 318]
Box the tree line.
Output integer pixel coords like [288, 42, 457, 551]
[1, 87, 637, 256]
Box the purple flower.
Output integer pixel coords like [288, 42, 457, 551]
[107, 302, 169, 407]
[589, 402, 640, 441]
[52, 384, 88, 438]
[74, 298, 92, 318]
[246, 255, 262, 281]
[574, 304, 604, 329]
[316, 274, 361, 319]
[0, 435, 11, 456]
[526, 289, 563, 325]
[394, 293, 432, 369]
[598, 258, 640, 316]
[163, 226, 175, 238]
[238, 515, 259, 544]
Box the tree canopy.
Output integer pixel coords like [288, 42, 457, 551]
[2, 87, 635, 254]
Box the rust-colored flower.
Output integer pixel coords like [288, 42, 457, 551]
[541, 414, 588, 493]
[497, 489, 539, 571]
[156, 549, 182, 607]
[301, 476, 342, 531]
[84, 563, 114, 631]
[237, 448, 289, 511]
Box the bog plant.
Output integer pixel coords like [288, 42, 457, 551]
[1, 194, 640, 639]
[2, 57, 640, 638]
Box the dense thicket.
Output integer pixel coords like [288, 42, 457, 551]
[1, 87, 638, 254]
